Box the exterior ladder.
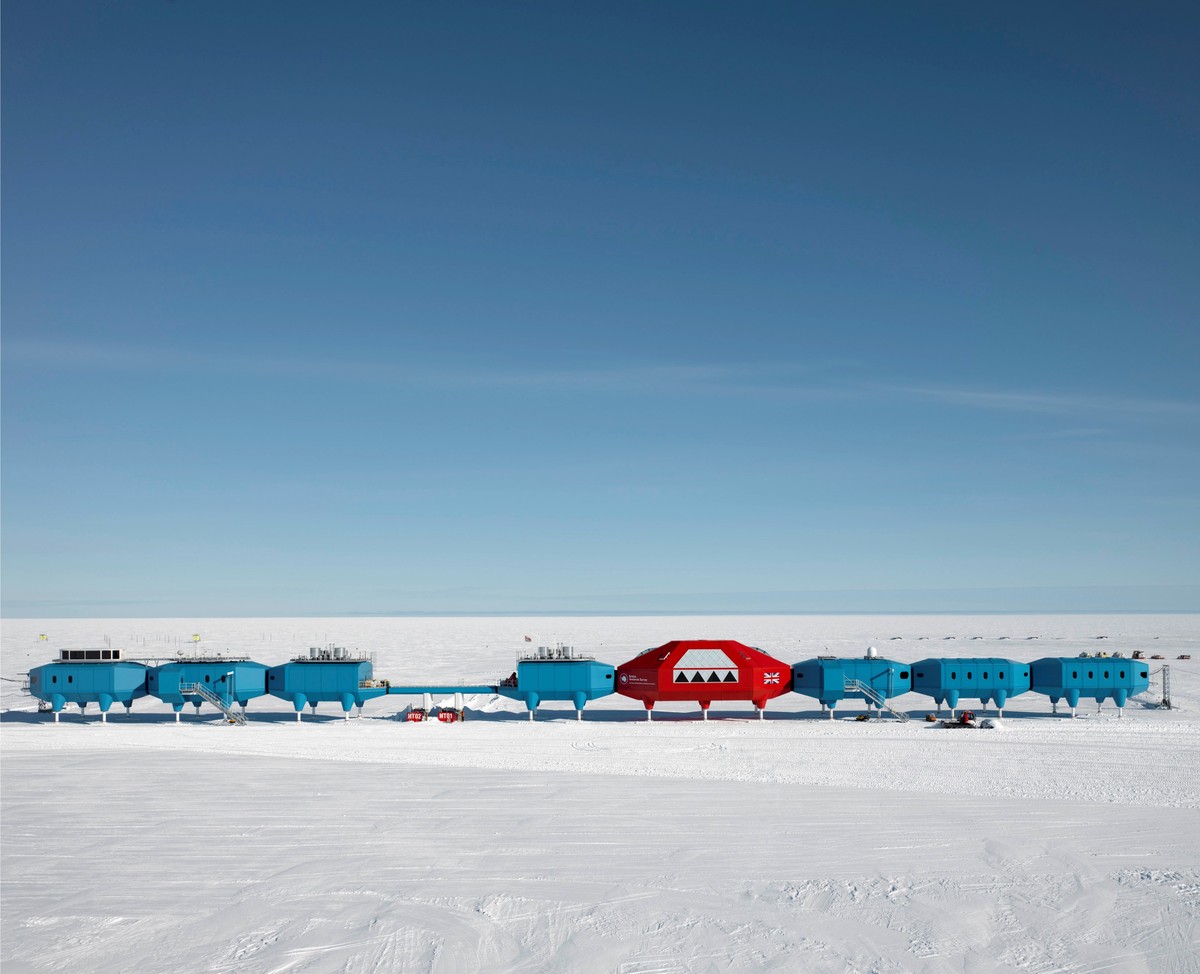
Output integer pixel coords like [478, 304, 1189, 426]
[178, 682, 247, 725]
[844, 678, 910, 722]
[1134, 666, 1173, 710]
[1157, 665, 1173, 710]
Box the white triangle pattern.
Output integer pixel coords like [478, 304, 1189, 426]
[673, 668, 738, 684]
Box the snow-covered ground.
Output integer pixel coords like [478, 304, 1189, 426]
[2, 614, 1198, 973]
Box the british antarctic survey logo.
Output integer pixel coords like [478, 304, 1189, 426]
[763, 672, 781, 684]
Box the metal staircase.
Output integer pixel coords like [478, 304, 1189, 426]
[178, 682, 247, 725]
[844, 678, 910, 721]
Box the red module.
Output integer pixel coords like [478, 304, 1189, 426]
[615, 639, 793, 719]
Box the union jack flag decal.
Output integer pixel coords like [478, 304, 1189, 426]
[764, 672, 780, 684]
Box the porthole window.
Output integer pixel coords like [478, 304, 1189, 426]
[999, 671, 1005, 678]
[68, 675, 73, 684]
[950, 671, 957, 679]
[52, 675, 58, 684]
[967, 672, 973, 680]
[983, 672, 989, 680]
[1072, 671, 1078, 679]
[1120, 671, 1125, 678]
[900, 671, 909, 679]
[916, 671, 924, 678]
[1088, 671, 1094, 678]
[1104, 671, 1109, 679]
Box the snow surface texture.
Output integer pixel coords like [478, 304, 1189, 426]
[2, 614, 1198, 973]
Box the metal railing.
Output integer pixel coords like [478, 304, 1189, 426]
[178, 682, 246, 725]
[844, 678, 910, 722]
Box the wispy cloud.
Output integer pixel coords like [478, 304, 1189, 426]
[1006, 427, 1111, 441]
[2, 339, 850, 397]
[6, 339, 1199, 420]
[886, 383, 1200, 418]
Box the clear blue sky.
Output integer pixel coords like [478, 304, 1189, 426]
[3, 2, 1197, 616]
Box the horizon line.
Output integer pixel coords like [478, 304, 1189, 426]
[3, 608, 1198, 621]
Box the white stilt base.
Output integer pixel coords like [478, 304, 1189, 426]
[757, 708, 764, 720]
[576, 710, 582, 721]
[296, 712, 302, 723]
[175, 712, 181, 723]
[528, 710, 534, 722]
[54, 712, 60, 723]
[647, 710, 653, 722]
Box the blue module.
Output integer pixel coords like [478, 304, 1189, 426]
[911, 658, 1030, 715]
[266, 646, 390, 720]
[1029, 656, 1150, 717]
[791, 651, 911, 718]
[148, 657, 268, 721]
[27, 649, 148, 721]
[496, 645, 615, 719]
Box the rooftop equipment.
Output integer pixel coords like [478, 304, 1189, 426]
[27, 652, 148, 722]
[267, 646, 387, 721]
[59, 648, 123, 661]
[496, 644, 614, 720]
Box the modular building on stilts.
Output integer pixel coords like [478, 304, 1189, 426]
[495, 643, 615, 719]
[615, 639, 793, 720]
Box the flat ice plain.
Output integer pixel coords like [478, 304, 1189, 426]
[2, 613, 1198, 974]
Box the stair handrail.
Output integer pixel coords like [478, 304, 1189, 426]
[178, 681, 247, 725]
[843, 677, 910, 722]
